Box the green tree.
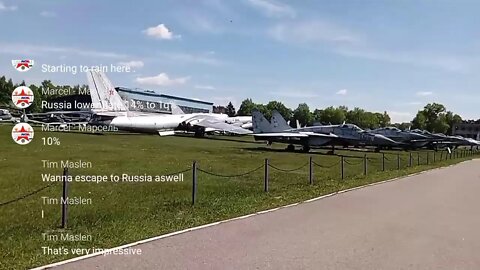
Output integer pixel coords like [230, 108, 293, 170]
[377, 111, 391, 127]
[411, 111, 427, 130]
[0, 76, 9, 105]
[445, 111, 462, 135]
[411, 103, 453, 133]
[27, 84, 42, 113]
[226, 102, 236, 117]
[265, 101, 292, 120]
[237, 98, 255, 116]
[292, 103, 313, 127]
[312, 109, 323, 123]
[317, 106, 346, 124]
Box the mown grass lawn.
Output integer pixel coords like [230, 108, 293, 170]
[0, 124, 477, 270]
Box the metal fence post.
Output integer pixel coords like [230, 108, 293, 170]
[397, 154, 400, 170]
[417, 152, 420, 165]
[264, 158, 269, 192]
[409, 152, 412, 167]
[61, 167, 69, 229]
[440, 151, 443, 161]
[426, 152, 429, 165]
[192, 161, 197, 205]
[382, 153, 385, 171]
[341, 156, 345, 180]
[309, 156, 313, 185]
[363, 154, 367, 176]
[433, 151, 436, 163]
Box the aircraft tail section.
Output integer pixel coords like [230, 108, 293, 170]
[271, 110, 292, 132]
[87, 70, 127, 112]
[170, 102, 185, 115]
[252, 110, 271, 133]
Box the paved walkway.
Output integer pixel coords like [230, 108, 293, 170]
[53, 160, 480, 270]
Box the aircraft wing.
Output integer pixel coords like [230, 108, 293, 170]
[195, 119, 252, 135]
[253, 132, 337, 138]
[254, 132, 310, 137]
[301, 132, 338, 138]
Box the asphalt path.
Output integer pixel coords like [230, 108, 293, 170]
[50, 159, 480, 270]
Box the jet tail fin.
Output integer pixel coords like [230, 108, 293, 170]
[271, 110, 292, 132]
[170, 102, 185, 115]
[252, 110, 271, 133]
[87, 70, 127, 113]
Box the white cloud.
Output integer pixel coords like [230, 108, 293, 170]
[270, 20, 362, 45]
[416, 91, 433, 96]
[246, 0, 295, 18]
[195, 85, 216, 90]
[143, 24, 180, 40]
[0, 2, 17, 11]
[136, 73, 189, 86]
[0, 43, 127, 58]
[336, 89, 348, 95]
[40, 11, 56, 17]
[118, 60, 144, 69]
[388, 111, 413, 124]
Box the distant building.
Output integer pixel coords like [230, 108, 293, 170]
[116, 87, 213, 114]
[452, 120, 480, 140]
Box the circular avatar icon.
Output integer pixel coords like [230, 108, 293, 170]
[11, 123, 34, 145]
[12, 86, 34, 109]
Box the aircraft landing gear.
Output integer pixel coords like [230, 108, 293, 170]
[302, 145, 310, 153]
[194, 127, 206, 137]
[286, 144, 295, 151]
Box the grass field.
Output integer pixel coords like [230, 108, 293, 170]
[0, 124, 478, 270]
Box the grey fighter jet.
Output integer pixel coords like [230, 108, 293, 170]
[371, 127, 430, 149]
[253, 110, 399, 152]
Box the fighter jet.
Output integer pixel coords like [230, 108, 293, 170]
[370, 127, 430, 149]
[252, 110, 398, 152]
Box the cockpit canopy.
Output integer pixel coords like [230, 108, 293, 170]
[341, 124, 363, 132]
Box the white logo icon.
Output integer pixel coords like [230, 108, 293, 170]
[11, 123, 34, 145]
[12, 86, 34, 109]
[12, 59, 34, 72]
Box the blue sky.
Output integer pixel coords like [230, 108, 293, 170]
[1, 0, 479, 122]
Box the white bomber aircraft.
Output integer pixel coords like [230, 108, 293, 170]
[87, 71, 252, 136]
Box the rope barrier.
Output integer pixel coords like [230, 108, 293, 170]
[268, 162, 309, 172]
[163, 167, 191, 176]
[343, 159, 363, 166]
[197, 164, 264, 178]
[312, 160, 339, 169]
[0, 182, 57, 207]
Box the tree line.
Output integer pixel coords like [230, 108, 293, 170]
[235, 98, 391, 130]
[231, 99, 464, 135]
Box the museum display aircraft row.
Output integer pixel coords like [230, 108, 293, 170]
[252, 110, 480, 152]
